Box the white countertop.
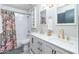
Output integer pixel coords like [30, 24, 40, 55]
[31, 32, 78, 54]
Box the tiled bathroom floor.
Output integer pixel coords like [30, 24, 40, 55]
[0, 44, 31, 54]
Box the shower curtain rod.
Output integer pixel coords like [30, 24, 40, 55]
[14, 11, 31, 15]
[0, 8, 31, 15]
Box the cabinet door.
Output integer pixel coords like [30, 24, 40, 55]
[30, 36, 40, 54]
[50, 43, 70, 54]
[38, 39, 55, 54]
[55, 48, 70, 54]
[55, 50, 63, 54]
[36, 38, 45, 54]
[47, 7, 56, 30]
[43, 40, 70, 54]
[44, 44, 53, 54]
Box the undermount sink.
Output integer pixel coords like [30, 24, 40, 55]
[49, 36, 77, 46]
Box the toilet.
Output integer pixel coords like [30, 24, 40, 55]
[17, 39, 30, 53]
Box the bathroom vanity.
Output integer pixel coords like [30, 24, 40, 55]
[30, 32, 78, 54]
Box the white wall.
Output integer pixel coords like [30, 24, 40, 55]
[35, 5, 40, 29]
[35, 4, 78, 38]
[77, 4, 79, 53]
[47, 5, 78, 38]
[27, 14, 32, 32]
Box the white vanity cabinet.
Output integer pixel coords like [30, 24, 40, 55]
[30, 35, 45, 54]
[30, 35, 55, 54]
[30, 34, 73, 54]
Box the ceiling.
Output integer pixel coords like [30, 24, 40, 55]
[2, 4, 66, 11]
[3, 4, 36, 11]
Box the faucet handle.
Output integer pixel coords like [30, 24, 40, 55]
[58, 28, 65, 39]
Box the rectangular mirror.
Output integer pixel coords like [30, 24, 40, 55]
[40, 10, 46, 24]
[56, 5, 76, 25]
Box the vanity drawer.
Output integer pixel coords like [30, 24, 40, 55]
[31, 42, 44, 54]
[31, 45, 41, 54]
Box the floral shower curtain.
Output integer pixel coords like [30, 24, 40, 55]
[0, 9, 17, 52]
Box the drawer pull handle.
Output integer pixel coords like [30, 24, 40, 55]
[54, 50, 56, 54]
[52, 50, 54, 54]
[31, 49, 35, 54]
[52, 50, 56, 54]
[38, 42, 42, 45]
[37, 48, 42, 51]
[32, 38, 34, 43]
